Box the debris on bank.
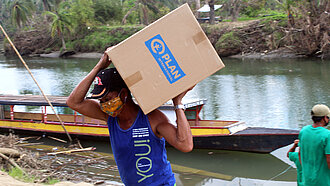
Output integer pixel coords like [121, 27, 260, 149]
[0, 134, 119, 185]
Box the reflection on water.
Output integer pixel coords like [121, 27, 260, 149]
[194, 58, 330, 130]
[1, 55, 328, 129]
[1, 55, 329, 185]
[32, 137, 296, 186]
[0, 55, 96, 96]
[167, 148, 295, 181]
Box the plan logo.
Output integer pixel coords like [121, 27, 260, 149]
[145, 34, 186, 84]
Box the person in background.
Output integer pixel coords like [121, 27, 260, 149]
[298, 104, 330, 186]
[287, 139, 303, 186]
[66, 48, 193, 186]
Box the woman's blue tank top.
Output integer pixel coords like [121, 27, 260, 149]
[107, 108, 176, 186]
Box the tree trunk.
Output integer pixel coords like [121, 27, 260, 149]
[308, 0, 318, 17]
[142, 5, 149, 25]
[230, 0, 240, 21]
[195, 0, 200, 18]
[42, 0, 50, 11]
[287, 9, 295, 27]
[60, 32, 66, 51]
[208, 0, 215, 24]
[121, 2, 139, 25]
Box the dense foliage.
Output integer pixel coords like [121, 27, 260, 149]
[0, 0, 329, 57]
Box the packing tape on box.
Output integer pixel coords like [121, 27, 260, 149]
[125, 71, 143, 87]
[193, 31, 207, 45]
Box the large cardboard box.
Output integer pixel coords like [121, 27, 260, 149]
[106, 4, 225, 114]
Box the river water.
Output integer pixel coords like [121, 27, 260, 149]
[0, 54, 329, 185]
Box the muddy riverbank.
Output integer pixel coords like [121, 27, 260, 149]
[3, 20, 329, 59]
[0, 134, 119, 186]
[0, 133, 298, 186]
[39, 47, 301, 60]
[0, 170, 93, 186]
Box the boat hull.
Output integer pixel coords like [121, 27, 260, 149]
[0, 95, 299, 153]
[0, 120, 298, 153]
[193, 127, 299, 153]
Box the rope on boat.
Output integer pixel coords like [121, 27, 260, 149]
[0, 24, 72, 143]
[268, 165, 292, 181]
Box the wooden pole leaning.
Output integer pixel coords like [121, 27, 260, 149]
[0, 24, 72, 143]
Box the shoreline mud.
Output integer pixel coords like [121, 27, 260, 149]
[39, 52, 102, 59]
[0, 170, 93, 186]
[0, 134, 118, 186]
[37, 49, 304, 60]
[35, 44, 330, 60]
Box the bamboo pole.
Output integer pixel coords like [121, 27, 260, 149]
[48, 136, 67, 143]
[47, 147, 96, 155]
[0, 24, 72, 142]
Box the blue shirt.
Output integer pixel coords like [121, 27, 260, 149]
[108, 108, 176, 186]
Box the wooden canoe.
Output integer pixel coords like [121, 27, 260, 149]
[0, 94, 298, 153]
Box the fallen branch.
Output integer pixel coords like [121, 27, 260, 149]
[38, 165, 64, 183]
[47, 147, 96, 156]
[0, 148, 21, 158]
[83, 155, 111, 165]
[19, 136, 40, 141]
[70, 153, 97, 159]
[76, 139, 84, 149]
[16, 142, 44, 147]
[0, 152, 26, 175]
[47, 136, 67, 143]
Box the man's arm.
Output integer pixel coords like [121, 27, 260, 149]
[326, 133, 330, 169]
[151, 88, 194, 153]
[151, 110, 193, 153]
[287, 139, 299, 158]
[66, 52, 111, 122]
[326, 154, 330, 169]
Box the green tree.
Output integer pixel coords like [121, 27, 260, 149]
[43, 2, 74, 50]
[273, 0, 298, 27]
[39, 0, 52, 11]
[93, 0, 123, 24]
[229, 0, 243, 21]
[10, 0, 34, 28]
[69, 0, 95, 27]
[0, 0, 10, 23]
[52, 0, 63, 10]
[240, 0, 267, 17]
[122, 0, 160, 25]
